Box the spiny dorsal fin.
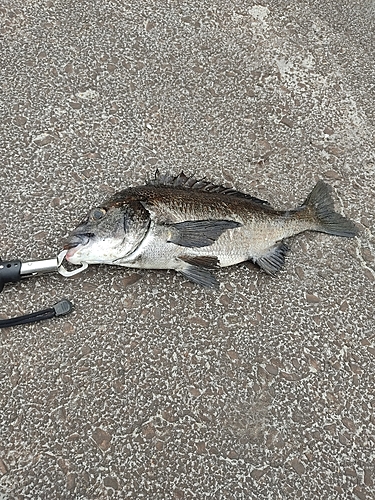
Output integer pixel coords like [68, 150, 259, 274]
[147, 170, 272, 207]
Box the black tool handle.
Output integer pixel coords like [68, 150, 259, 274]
[0, 259, 22, 293]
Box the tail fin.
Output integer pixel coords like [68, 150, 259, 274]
[303, 181, 358, 238]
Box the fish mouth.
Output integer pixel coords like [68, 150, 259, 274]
[63, 233, 94, 250]
[63, 234, 95, 262]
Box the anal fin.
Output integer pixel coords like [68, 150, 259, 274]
[255, 241, 289, 275]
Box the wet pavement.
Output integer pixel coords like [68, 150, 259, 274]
[1, 1, 374, 498]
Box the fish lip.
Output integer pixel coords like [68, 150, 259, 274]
[63, 233, 93, 250]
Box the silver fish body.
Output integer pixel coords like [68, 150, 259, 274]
[64, 172, 358, 287]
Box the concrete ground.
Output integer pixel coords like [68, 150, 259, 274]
[1, 0, 374, 498]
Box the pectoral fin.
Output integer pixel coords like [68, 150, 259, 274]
[168, 219, 241, 248]
[255, 241, 289, 275]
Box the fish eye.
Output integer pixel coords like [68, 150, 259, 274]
[90, 207, 107, 221]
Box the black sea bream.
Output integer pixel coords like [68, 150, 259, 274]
[64, 172, 358, 287]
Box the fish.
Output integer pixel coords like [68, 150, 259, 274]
[64, 171, 358, 288]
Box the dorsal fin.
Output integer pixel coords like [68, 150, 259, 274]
[146, 170, 272, 207]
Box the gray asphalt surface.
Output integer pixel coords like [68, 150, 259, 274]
[1, 1, 374, 498]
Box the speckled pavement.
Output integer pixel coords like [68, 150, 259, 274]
[1, 1, 374, 498]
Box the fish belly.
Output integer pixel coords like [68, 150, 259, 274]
[115, 221, 279, 270]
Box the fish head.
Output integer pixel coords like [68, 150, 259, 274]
[64, 199, 150, 265]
